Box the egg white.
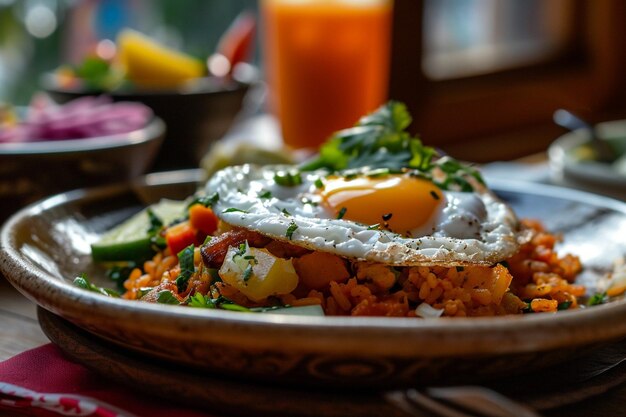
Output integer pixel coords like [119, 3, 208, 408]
[205, 165, 526, 266]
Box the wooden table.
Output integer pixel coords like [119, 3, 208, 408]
[0, 275, 48, 360]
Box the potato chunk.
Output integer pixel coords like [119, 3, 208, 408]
[219, 245, 298, 302]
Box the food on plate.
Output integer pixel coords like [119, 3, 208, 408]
[0, 94, 152, 143]
[53, 12, 255, 91]
[85, 102, 591, 317]
[117, 29, 205, 89]
[570, 137, 626, 176]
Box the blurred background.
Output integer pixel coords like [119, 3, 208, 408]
[1, 0, 626, 162]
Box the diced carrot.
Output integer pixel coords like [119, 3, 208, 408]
[293, 251, 350, 290]
[188, 204, 219, 235]
[530, 298, 558, 313]
[165, 221, 197, 255]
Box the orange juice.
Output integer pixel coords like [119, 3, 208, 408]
[262, 0, 393, 149]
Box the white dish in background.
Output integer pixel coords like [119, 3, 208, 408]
[548, 119, 626, 196]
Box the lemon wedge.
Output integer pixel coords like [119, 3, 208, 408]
[117, 29, 205, 89]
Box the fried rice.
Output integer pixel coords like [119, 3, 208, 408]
[121, 219, 584, 317]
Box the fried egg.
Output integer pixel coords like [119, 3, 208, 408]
[205, 165, 525, 266]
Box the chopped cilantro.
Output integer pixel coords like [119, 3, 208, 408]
[156, 290, 180, 305]
[587, 292, 607, 306]
[188, 293, 250, 311]
[286, 221, 298, 240]
[337, 207, 347, 219]
[188, 192, 219, 209]
[223, 208, 248, 214]
[274, 170, 303, 187]
[300, 101, 435, 172]
[242, 264, 254, 282]
[175, 244, 195, 292]
[299, 101, 484, 190]
[188, 293, 215, 308]
[557, 301, 573, 310]
[73, 274, 120, 297]
[136, 287, 154, 299]
[282, 208, 292, 216]
[314, 178, 324, 189]
[234, 242, 247, 258]
[367, 224, 380, 230]
[258, 190, 272, 199]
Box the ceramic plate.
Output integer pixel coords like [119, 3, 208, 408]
[2, 169, 626, 387]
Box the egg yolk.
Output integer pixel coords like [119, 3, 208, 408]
[320, 176, 446, 236]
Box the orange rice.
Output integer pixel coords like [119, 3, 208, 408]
[122, 219, 583, 317]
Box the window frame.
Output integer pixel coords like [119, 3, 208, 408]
[389, 0, 626, 161]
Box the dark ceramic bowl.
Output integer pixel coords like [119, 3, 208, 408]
[42, 72, 255, 171]
[0, 117, 164, 222]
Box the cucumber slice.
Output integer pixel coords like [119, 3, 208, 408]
[91, 199, 187, 262]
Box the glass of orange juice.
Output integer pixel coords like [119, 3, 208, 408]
[261, 0, 393, 150]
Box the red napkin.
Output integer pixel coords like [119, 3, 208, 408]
[0, 344, 216, 417]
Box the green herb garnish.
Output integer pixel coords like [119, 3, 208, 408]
[299, 101, 483, 190]
[156, 290, 180, 305]
[136, 287, 154, 299]
[258, 190, 272, 199]
[286, 221, 298, 240]
[73, 274, 119, 297]
[188, 192, 219, 208]
[274, 170, 303, 187]
[337, 207, 347, 219]
[188, 293, 214, 308]
[282, 208, 292, 217]
[188, 293, 250, 311]
[175, 244, 195, 292]
[587, 292, 608, 306]
[300, 101, 435, 172]
[557, 301, 573, 310]
[223, 208, 248, 214]
[314, 178, 324, 189]
[367, 224, 380, 230]
[242, 264, 254, 282]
